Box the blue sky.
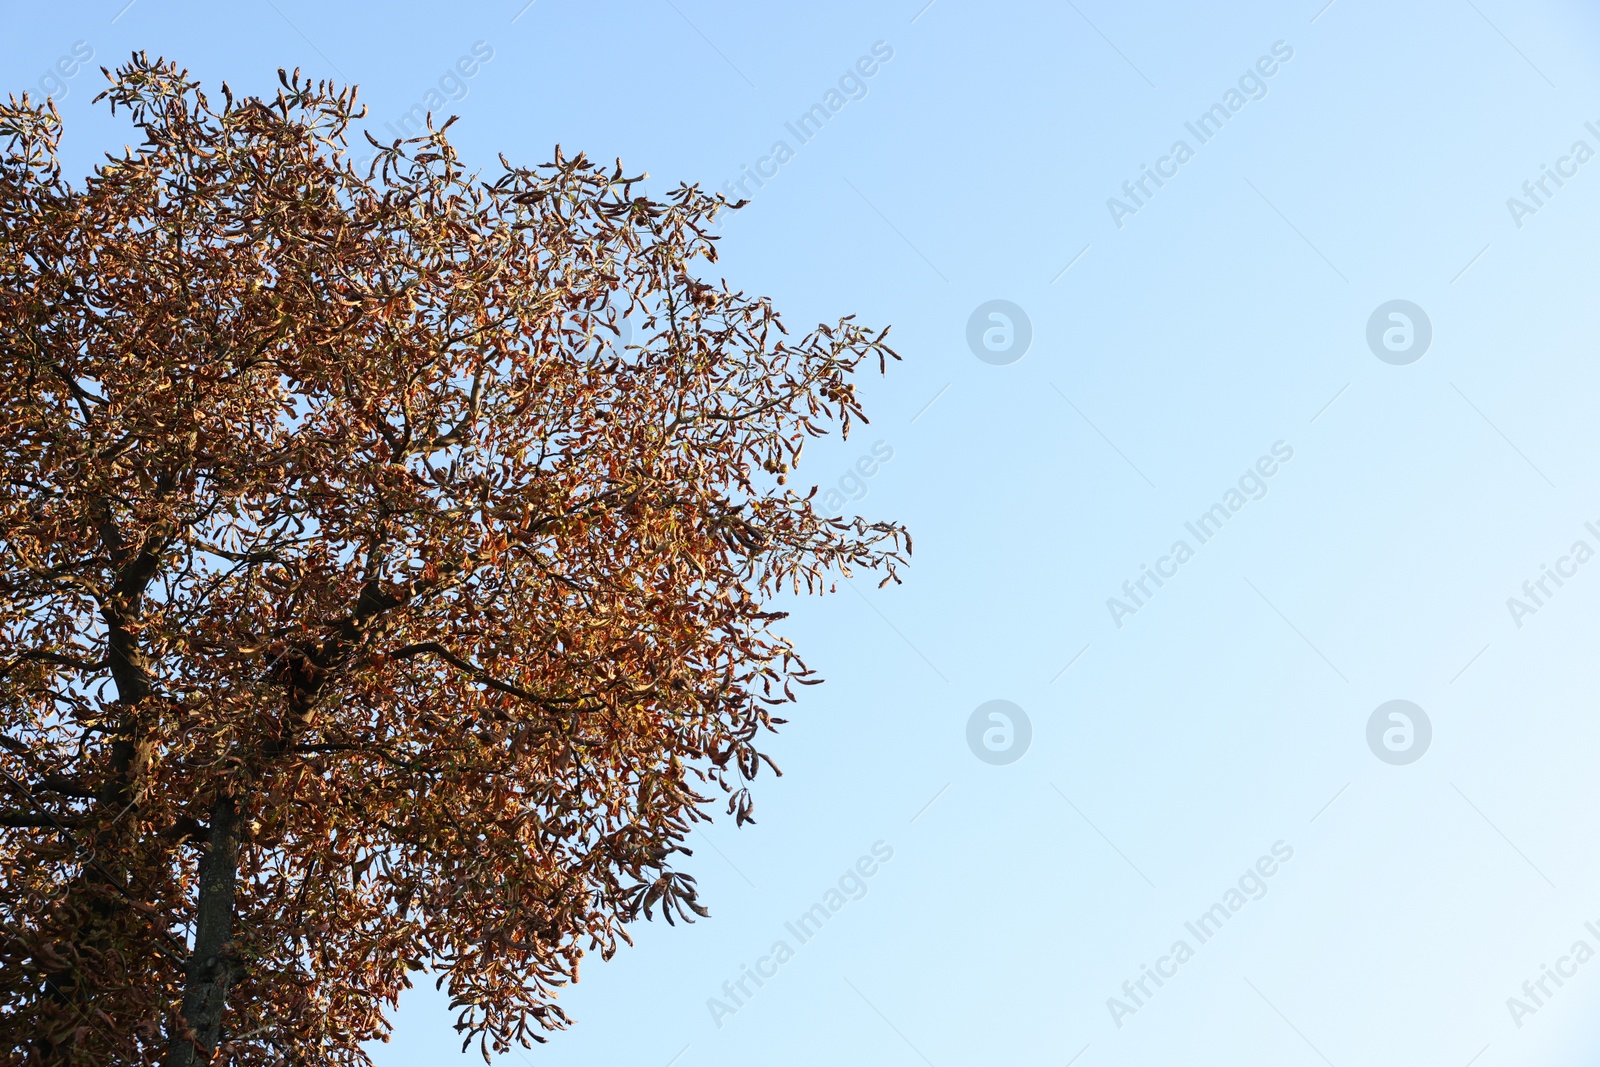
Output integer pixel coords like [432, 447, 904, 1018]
[11, 1, 1600, 1063]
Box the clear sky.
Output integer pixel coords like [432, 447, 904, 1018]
[9, 1, 1600, 1063]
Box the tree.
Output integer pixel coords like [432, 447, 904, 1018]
[0, 55, 906, 1065]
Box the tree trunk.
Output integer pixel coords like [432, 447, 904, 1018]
[165, 792, 241, 1067]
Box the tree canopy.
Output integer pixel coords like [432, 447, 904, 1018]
[0, 55, 905, 1065]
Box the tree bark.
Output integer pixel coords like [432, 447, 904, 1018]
[165, 792, 241, 1067]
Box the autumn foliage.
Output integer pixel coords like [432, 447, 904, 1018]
[0, 55, 905, 1064]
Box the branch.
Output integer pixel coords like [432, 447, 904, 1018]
[0, 648, 106, 678]
[38, 773, 100, 799]
[192, 545, 288, 565]
[421, 363, 487, 450]
[158, 816, 208, 845]
[290, 743, 444, 774]
[0, 810, 80, 828]
[385, 642, 565, 710]
[0, 735, 97, 797]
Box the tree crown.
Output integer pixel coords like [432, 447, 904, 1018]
[0, 55, 904, 1064]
